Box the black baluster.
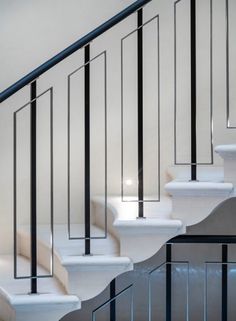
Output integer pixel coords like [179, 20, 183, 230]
[190, 0, 197, 181]
[222, 244, 228, 321]
[137, 8, 144, 217]
[110, 280, 116, 321]
[30, 80, 37, 293]
[166, 244, 172, 321]
[84, 44, 91, 255]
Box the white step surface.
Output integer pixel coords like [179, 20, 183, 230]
[113, 217, 183, 262]
[165, 181, 233, 226]
[61, 255, 133, 300]
[215, 144, 236, 158]
[93, 195, 173, 221]
[0, 255, 80, 321]
[19, 223, 119, 256]
[215, 144, 236, 188]
[165, 181, 233, 196]
[17, 224, 133, 301]
[92, 196, 184, 263]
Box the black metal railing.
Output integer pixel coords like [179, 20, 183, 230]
[1, 0, 154, 294]
[0, 0, 152, 103]
[1, 0, 233, 298]
[13, 86, 54, 292]
[174, 0, 214, 179]
[73, 234, 236, 321]
[121, 12, 160, 217]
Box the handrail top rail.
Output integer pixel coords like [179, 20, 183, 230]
[0, 0, 152, 103]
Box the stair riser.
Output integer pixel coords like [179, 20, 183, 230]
[223, 159, 236, 187]
[117, 233, 184, 262]
[0, 297, 79, 321]
[18, 233, 70, 293]
[14, 304, 78, 321]
[65, 266, 133, 300]
[171, 196, 229, 226]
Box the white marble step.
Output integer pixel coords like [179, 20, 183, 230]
[215, 144, 236, 188]
[114, 217, 182, 232]
[19, 223, 119, 256]
[215, 144, 236, 159]
[92, 196, 183, 263]
[94, 195, 173, 220]
[165, 180, 233, 226]
[61, 255, 133, 300]
[17, 224, 132, 301]
[167, 165, 224, 182]
[113, 217, 183, 263]
[166, 181, 233, 196]
[0, 255, 80, 321]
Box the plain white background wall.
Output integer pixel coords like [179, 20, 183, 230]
[0, 0, 235, 253]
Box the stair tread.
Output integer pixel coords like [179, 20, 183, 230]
[113, 217, 182, 233]
[166, 180, 233, 196]
[61, 255, 132, 267]
[0, 255, 79, 304]
[215, 144, 236, 158]
[98, 195, 173, 220]
[19, 223, 119, 256]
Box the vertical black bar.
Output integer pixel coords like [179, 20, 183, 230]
[84, 44, 91, 255]
[50, 88, 54, 275]
[226, 0, 230, 128]
[137, 8, 144, 217]
[30, 80, 37, 293]
[110, 280, 116, 321]
[166, 244, 172, 321]
[13, 112, 17, 278]
[190, 0, 197, 180]
[222, 244, 228, 321]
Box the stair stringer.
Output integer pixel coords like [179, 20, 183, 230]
[93, 182, 233, 264]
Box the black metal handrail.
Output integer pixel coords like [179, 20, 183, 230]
[169, 234, 236, 244]
[7, 0, 154, 294]
[0, 0, 151, 103]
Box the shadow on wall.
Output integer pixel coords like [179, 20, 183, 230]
[60, 197, 236, 321]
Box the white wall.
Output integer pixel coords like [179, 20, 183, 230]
[0, 0, 135, 253]
[0, 0, 235, 253]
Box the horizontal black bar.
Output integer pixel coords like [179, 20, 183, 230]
[0, 0, 152, 103]
[169, 235, 236, 244]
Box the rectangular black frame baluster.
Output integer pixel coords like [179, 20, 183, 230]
[30, 80, 37, 293]
[222, 244, 228, 321]
[166, 244, 172, 321]
[84, 44, 91, 255]
[190, 0, 197, 181]
[137, 8, 144, 218]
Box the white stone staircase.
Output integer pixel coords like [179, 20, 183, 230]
[0, 255, 80, 321]
[0, 144, 235, 321]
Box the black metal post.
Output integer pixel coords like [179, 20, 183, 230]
[137, 8, 144, 218]
[110, 279, 116, 321]
[84, 44, 91, 255]
[30, 80, 37, 293]
[190, 0, 197, 180]
[166, 244, 172, 321]
[222, 244, 228, 321]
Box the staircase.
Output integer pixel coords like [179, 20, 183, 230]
[0, 0, 235, 320]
